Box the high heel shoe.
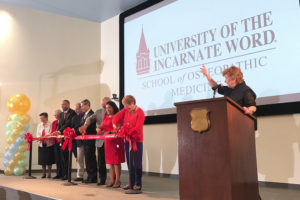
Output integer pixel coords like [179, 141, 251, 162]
[112, 181, 121, 188]
[106, 182, 114, 187]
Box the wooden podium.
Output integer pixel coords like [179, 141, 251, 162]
[174, 97, 259, 200]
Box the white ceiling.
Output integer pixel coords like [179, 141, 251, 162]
[0, 0, 148, 22]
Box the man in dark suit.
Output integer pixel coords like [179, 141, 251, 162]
[80, 97, 110, 185]
[56, 99, 76, 180]
[80, 99, 98, 183]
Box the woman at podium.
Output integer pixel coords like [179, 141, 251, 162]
[200, 65, 260, 200]
[201, 65, 257, 115]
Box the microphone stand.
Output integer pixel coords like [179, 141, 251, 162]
[212, 85, 218, 98]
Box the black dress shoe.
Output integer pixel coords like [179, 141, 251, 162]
[61, 175, 68, 180]
[97, 181, 106, 186]
[83, 179, 97, 184]
[41, 174, 46, 179]
[52, 175, 62, 179]
[74, 177, 83, 182]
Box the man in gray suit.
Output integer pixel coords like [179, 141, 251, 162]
[80, 97, 110, 185]
[80, 99, 98, 183]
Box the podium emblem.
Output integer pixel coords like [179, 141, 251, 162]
[190, 108, 210, 133]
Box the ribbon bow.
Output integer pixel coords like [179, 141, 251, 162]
[118, 124, 138, 151]
[62, 127, 76, 151]
[118, 124, 130, 137]
[24, 132, 33, 151]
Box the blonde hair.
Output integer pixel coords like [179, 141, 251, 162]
[122, 95, 136, 105]
[222, 66, 244, 84]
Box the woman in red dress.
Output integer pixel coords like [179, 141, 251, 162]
[98, 101, 125, 188]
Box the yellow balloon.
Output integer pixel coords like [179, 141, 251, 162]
[10, 129, 21, 138]
[14, 152, 24, 160]
[19, 114, 30, 124]
[14, 127, 22, 132]
[16, 122, 26, 130]
[19, 144, 28, 152]
[7, 94, 31, 115]
[7, 114, 13, 121]
[17, 119, 27, 127]
[4, 167, 13, 176]
[9, 134, 17, 142]
[7, 137, 15, 145]
[22, 114, 30, 123]
[9, 159, 17, 168]
[5, 144, 9, 151]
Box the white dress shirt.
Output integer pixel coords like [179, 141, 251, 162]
[36, 121, 53, 147]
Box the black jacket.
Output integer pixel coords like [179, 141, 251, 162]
[72, 113, 84, 147]
[57, 108, 76, 134]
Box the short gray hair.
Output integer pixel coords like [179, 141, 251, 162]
[103, 97, 111, 101]
[81, 99, 90, 106]
[54, 109, 61, 115]
[75, 102, 81, 108]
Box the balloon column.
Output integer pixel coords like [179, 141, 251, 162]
[3, 94, 31, 176]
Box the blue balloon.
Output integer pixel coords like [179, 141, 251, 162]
[20, 135, 25, 140]
[19, 135, 25, 145]
[16, 137, 20, 144]
[16, 137, 24, 145]
[3, 159, 9, 167]
[4, 151, 13, 160]
[9, 144, 18, 154]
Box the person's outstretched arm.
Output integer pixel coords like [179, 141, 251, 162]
[200, 65, 218, 88]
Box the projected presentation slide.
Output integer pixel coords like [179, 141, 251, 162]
[123, 0, 300, 116]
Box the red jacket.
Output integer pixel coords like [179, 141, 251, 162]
[113, 107, 145, 142]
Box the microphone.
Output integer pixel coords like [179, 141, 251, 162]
[212, 85, 218, 98]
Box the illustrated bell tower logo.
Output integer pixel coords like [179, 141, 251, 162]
[136, 27, 150, 75]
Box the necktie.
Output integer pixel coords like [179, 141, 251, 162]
[42, 129, 46, 144]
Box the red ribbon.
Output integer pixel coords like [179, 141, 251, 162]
[24, 129, 123, 151]
[62, 127, 76, 151]
[118, 124, 130, 137]
[24, 132, 33, 151]
[50, 131, 58, 144]
[119, 124, 138, 151]
[75, 134, 120, 140]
